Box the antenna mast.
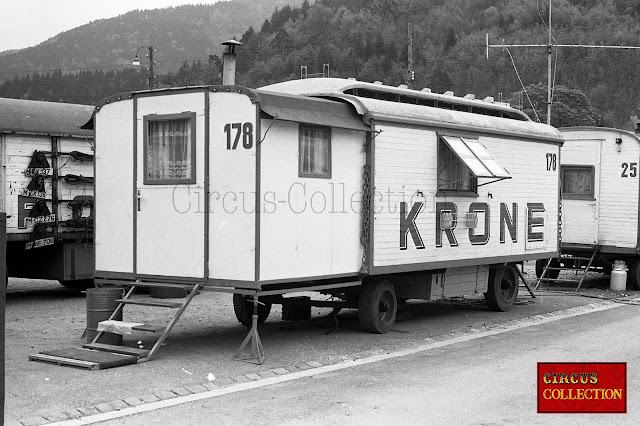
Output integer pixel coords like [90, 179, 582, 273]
[486, 0, 640, 126]
[546, 0, 552, 125]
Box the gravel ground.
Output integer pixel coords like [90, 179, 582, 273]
[3, 261, 637, 424]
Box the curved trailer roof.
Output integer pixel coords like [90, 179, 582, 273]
[560, 126, 640, 142]
[92, 78, 562, 143]
[0, 97, 94, 138]
[260, 78, 563, 143]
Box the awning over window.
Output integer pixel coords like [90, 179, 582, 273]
[441, 135, 510, 179]
[256, 90, 371, 132]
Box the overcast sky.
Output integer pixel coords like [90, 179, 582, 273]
[0, 1, 221, 52]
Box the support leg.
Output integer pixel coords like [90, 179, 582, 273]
[234, 295, 265, 364]
[517, 264, 536, 298]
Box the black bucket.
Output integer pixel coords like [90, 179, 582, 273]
[86, 287, 123, 345]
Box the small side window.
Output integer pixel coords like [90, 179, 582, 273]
[562, 166, 594, 200]
[299, 124, 331, 178]
[143, 112, 196, 185]
[437, 137, 477, 194]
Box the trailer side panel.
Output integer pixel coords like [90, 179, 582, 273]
[372, 123, 559, 272]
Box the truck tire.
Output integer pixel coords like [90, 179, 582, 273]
[628, 258, 640, 290]
[233, 294, 272, 327]
[485, 264, 519, 312]
[358, 280, 397, 334]
[535, 259, 560, 280]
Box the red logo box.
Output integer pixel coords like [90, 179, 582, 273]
[538, 362, 627, 413]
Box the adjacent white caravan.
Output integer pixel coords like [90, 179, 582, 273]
[541, 127, 640, 289]
[0, 98, 95, 287]
[93, 78, 562, 337]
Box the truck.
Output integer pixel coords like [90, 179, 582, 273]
[536, 126, 640, 290]
[0, 97, 95, 288]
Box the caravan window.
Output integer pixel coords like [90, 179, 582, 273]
[299, 124, 331, 178]
[143, 112, 196, 185]
[561, 165, 594, 200]
[437, 136, 477, 194]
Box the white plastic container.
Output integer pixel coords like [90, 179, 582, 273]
[610, 260, 627, 291]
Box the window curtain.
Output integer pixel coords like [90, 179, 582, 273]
[438, 140, 473, 191]
[300, 127, 329, 175]
[147, 118, 191, 180]
[563, 168, 592, 196]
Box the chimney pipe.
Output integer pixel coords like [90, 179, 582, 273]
[221, 40, 242, 85]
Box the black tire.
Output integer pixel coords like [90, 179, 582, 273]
[535, 258, 560, 280]
[233, 294, 272, 327]
[59, 279, 95, 290]
[485, 264, 519, 312]
[358, 280, 397, 333]
[628, 258, 640, 290]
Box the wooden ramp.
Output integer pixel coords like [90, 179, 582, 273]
[29, 348, 137, 370]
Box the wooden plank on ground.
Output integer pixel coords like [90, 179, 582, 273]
[33, 347, 138, 369]
[29, 353, 100, 370]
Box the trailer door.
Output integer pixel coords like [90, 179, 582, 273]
[135, 106, 205, 279]
[560, 143, 600, 244]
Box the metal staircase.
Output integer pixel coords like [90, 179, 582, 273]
[534, 248, 598, 291]
[82, 282, 203, 362]
[30, 282, 202, 369]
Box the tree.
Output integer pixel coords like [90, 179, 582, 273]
[508, 83, 601, 128]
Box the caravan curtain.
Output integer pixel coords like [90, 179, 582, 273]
[300, 125, 330, 177]
[146, 117, 192, 182]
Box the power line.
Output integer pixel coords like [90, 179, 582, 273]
[487, 0, 640, 125]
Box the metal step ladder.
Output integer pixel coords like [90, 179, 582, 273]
[81, 282, 203, 362]
[534, 248, 598, 292]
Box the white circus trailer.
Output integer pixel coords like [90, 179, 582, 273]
[94, 78, 561, 336]
[542, 127, 640, 289]
[0, 97, 95, 288]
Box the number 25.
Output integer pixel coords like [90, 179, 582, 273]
[622, 163, 638, 177]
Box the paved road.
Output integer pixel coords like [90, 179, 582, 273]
[5, 269, 637, 425]
[84, 298, 640, 425]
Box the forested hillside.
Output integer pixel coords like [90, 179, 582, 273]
[0, 0, 307, 78]
[1, 0, 640, 129]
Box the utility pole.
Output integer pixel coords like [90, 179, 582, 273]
[148, 47, 155, 89]
[486, 0, 640, 126]
[407, 21, 414, 88]
[546, 0, 552, 125]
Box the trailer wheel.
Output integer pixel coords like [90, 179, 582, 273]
[485, 264, 519, 312]
[628, 258, 640, 290]
[358, 280, 397, 334]
[233, 294, 272, 328]
[535, 259, 560, 280]
[59, 279, 95, 290]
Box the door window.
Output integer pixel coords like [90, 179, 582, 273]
[561, 166, 594, 200]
